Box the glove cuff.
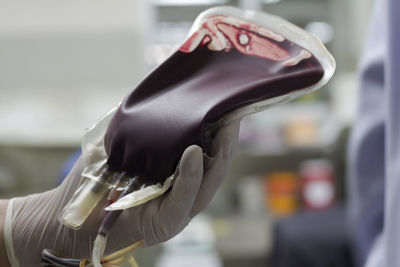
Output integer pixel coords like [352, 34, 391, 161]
[4, 199, 19, 267]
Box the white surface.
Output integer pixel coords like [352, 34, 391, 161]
[0, 88, 126, 146]
[0, 0, 146, 36]
[0, 1, 150, 146]
[153, 0, 228, 6]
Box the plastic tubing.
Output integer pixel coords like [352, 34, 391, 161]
[61, 166, 113, 229]
[92, 176, 144, 267]
[99, 176, 143, 236]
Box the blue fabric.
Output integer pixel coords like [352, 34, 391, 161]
[348, 0, 400, 266]
[382, 0, 400, 266]
[347, 1, 386, 265]
[270, 205, 352, 267]
[58, 149, 81, 185]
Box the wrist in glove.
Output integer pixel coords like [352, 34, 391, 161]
[3, 121, 240, 266]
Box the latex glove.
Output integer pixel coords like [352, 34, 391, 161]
[4, 120, 240, 267]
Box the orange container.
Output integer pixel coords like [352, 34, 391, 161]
[264, 172, 298, 217]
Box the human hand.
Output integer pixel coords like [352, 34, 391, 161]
[4, 120, 240, 266]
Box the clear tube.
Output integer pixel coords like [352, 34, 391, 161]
[60, 168, 112, 230]
[59, 107, 118, 230]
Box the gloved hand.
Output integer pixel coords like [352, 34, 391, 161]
[4, 120, 240, 267]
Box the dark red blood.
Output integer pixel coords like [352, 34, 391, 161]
[105, 23, 324, 183]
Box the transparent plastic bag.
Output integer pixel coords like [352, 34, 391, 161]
[61, 6, 335, 229]
[60, 107, 117, 229]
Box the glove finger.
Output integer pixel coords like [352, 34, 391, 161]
[145, 145, 203, 244]
[190, 120, 240, 217]
[163, 145, 204, 214]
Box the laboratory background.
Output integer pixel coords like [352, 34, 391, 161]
[0, 0, 374, 266]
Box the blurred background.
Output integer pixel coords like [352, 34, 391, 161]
[0, 0, 374, 266]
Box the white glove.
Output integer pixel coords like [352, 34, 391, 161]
[3, 120, 240, 267]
